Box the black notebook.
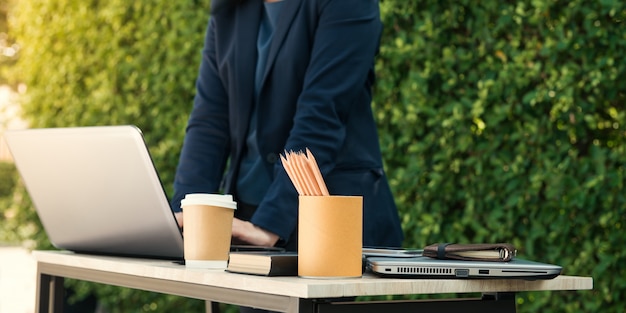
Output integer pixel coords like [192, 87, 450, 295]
[227, 251, 298, 276]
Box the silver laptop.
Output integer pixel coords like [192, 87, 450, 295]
[367, 256, 562, 280]
[4, 125, 184, 260]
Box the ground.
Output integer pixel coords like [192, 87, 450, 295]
[0, 246, 36, 313]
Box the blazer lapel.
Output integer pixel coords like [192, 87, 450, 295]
[260, 0, 302, 86]
[234, 0, 263, 140]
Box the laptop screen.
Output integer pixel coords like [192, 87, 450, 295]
[5, 126, 184, 259]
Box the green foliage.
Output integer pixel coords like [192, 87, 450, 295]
[0, 0, 18, 85]
[10, 0, 206, 193]
[0, 161, 15, 197]
[9, 0, 211, 311]
[5, 0, 626, 312]
[375, 0, 625, 312]
[0, 161, 46, 247]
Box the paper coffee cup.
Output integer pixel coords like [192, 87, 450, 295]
[298, 195, 363, 278]
[181, 193, 236, 269]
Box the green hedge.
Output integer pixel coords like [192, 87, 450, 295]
[6, 0, 626, 312]
[374, 1, 625, 311]
[1, 0, 19, 84]
[8, 0, 209, 311]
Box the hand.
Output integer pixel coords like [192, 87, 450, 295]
[175, 212, 183, 228]
[231, 218, 280, 247]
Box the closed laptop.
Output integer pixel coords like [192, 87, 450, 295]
[367, 256, 562, 280]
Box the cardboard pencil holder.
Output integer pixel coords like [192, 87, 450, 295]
[298, 195, 363, 278]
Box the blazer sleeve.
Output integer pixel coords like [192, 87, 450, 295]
[171, 18, 231, 212]
[251, 0, 383, 242]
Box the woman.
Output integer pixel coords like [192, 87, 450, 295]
[172, 0, 403, 252]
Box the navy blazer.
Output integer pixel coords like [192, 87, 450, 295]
[172, 0, 403, 248]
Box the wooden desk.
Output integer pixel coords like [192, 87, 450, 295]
[33, 251, 592, 313]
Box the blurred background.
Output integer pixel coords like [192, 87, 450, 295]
[1, 0, 624, 312]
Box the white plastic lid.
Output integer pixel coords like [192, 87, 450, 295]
[180, 193, 237, 210]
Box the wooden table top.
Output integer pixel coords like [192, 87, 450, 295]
[33, 250, 593, 299]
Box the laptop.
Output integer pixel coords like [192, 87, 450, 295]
[367, 255, 562, 280]
[4, 125, 184, 260]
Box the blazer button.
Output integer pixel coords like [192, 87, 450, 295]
[266, 153, 278, 164]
